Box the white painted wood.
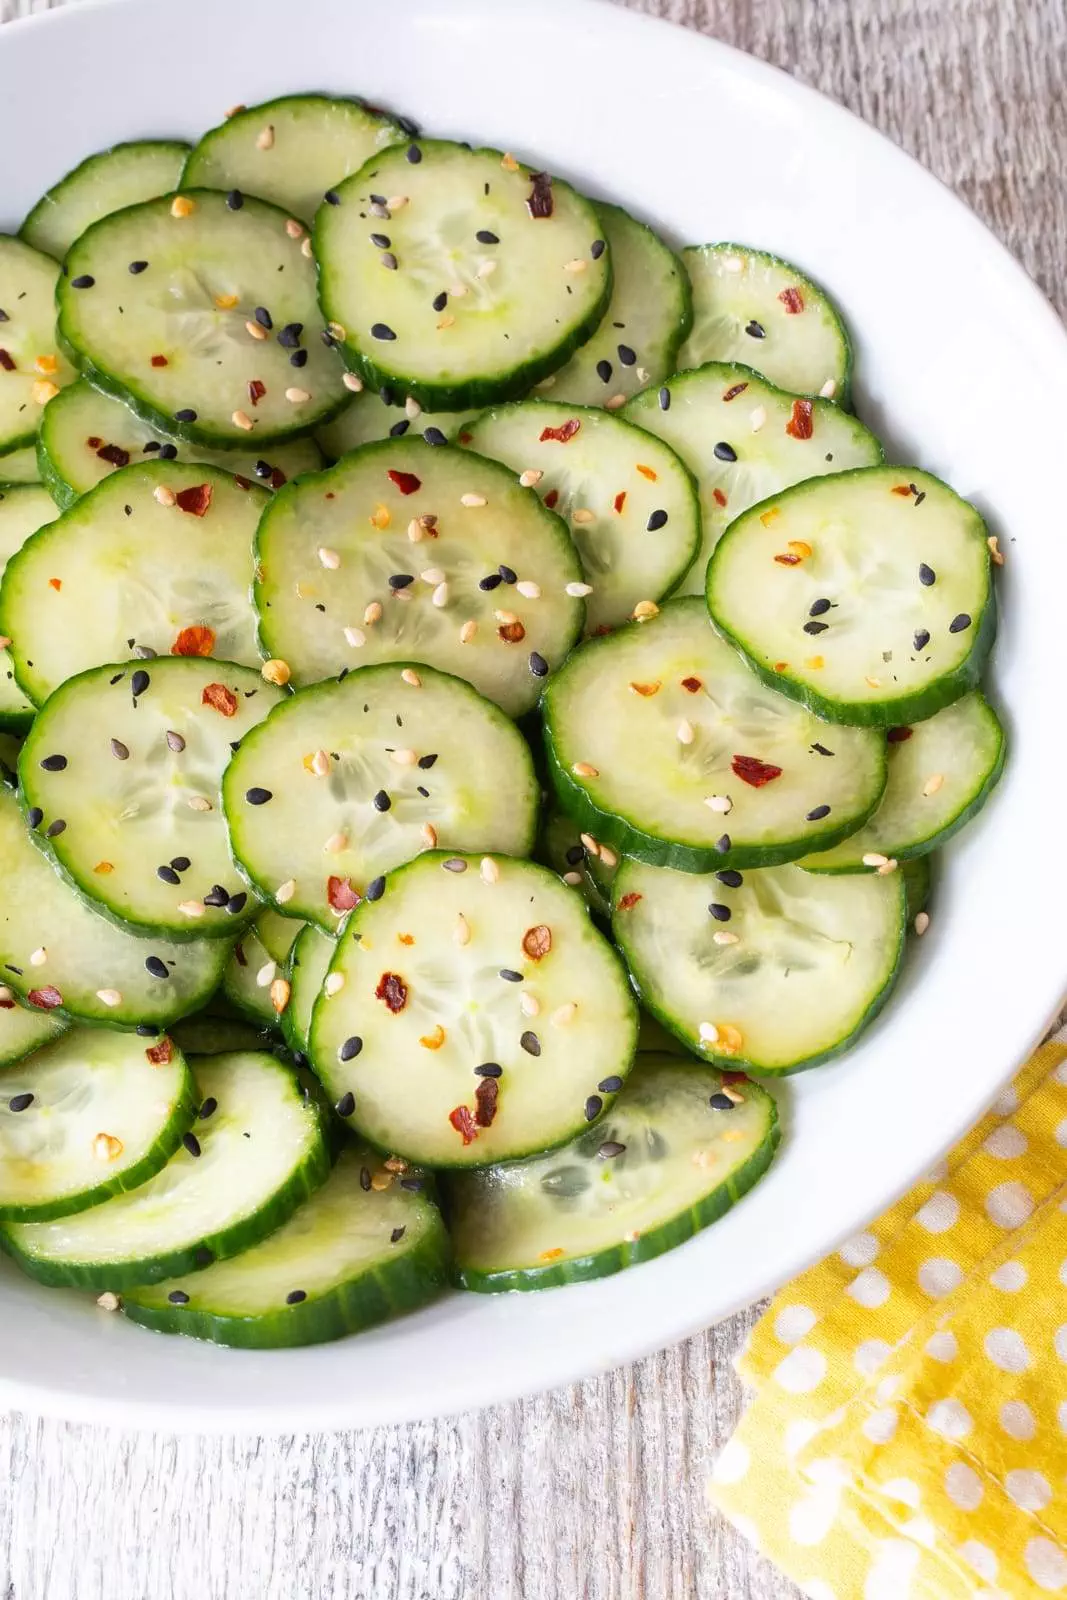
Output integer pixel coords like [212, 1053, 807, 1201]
[0, 0, 1061, 1593]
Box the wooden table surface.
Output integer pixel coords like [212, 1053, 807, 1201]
[1, 1, 1063, 1595]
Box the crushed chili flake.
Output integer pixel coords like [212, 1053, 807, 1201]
[0, 350, 14, 372]
[635, 463, 658, 481]
[613, 490, 627, 514]
[785, 399, 814, 440]
[774, 553, 801, 566]
[887, 726, 914, 743]
[270, 467, 287, 489]
[539, 418, 581, 444]
[0, 994, 13, 1010]
[474, 1077, 499, 1128]
[201, 682, 238, 716]
[721, 1070, 749, 1086]
[543, 488, 559, 510]
[151, 354, 168, 367]
[774, 661, 789, 672]
[28, 986, 62, 1010]
[629, 680, 660, 696]
[891, 484, 914, 496]
[712, 488, 727, 508]
[449, 1104, 478, 1145]
[681, 676, 703, 693]
[539, 1247, 565, 1262]
[176, 483, 213, 517]
[172, 625, 216, 657]
[375, 971, 408, 1012]
[526, 171, 554, 219]
[327, 876, 360, 912]
[778, 286, 805, 314]
[722, 383, 749, 402]
[522, 924, 552, 961]
[234, 474, 252, 490]
[397, 933, 415, 946]
[248, 378, 266, 407]
[94, 861, 114, 874]
[498, 620, 526, 643]
[96, 442, 130, 467]
[146, 1038, 174, 1066]
[86, 436, 103, 448]
[48, 578, 62, 591]
[732, 754, 783, 787]
[617, 891, 643, 911]
[387, 469, 422, 495]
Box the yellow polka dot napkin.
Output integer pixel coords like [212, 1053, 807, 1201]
[709, 1026, 1067, 1598]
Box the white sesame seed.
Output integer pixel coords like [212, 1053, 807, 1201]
[632, 600, 659, 621]
[421, 822, 438, 848]
[712, 931, 739, 946]
[285, 219, 304, 239]
[437, 314, 455, 330]
[286, 387, 311, 404]
[256, 961, 277, 988]
[187, 796, 212, 812]
[480, 856, 499, 883]
[153, 485, 177, 507]
[420, 567, 445, 584]
[572, 762, 599, 778]
[301, 236, 314, 258]
[391, 748, 418, 765]
[676, 719, 695, 745]
[270, 977, 290, 1014]
[876, 858, 899, 875]
[0, 987, 12, 1004]
[406, 518, 425, 543]
[566, 581, 593, 597]
[232, 409, 254, 431]
[571, 508, 595, 525]
[460, 619, 477, 643]
[343, 626, 366, 648]
[922, 773, 945, 796]
[405, 396, 422, 419]
[861, 852, 889, 868]
[563, 871, 582, 886]
[519, 468, 543, 487]
[476, 259, 497, 278]
[598, 845, 619, 868]
[324, 831, 348, 854]
[96, 1292, 121, 1312]
[342, 372, 364, 393]
[29, 948, 46, 967]
[914, 911, 930, 936]
[520, 991, 540, 1016]
[453, 913, 471, 946]
[432, 581, 449, 608]
[494, 609, 518, 625]
[635, 367, 650, 383]
[550, 1002, 577, 1026]
[93, 1132, 123, 1162]
[95, 988, 122, 1007]
[516, 580, 541, 599]
[987, 534, 1005, 565]
[256, 124, 275, 150]
[698, 1022, 719, 1043]
[449, 284, 468, 298]
[704, 795, 733, 813]
[579, 833, 600, 857]
[245, 319, 268, 342]
[605, 394, 626, 410]
[749, 406, 767, 433]
[721, 1084, 746, 1104]
[317, 546, 340, 570]
[460, 493, 487, 507]
[309, 749, 331, 777]
[563, 259, 587, 273]
[324, 971, 345, 997]
[327, 322, 346, 342]
[819, 378, 837, 399]
[275, 879, 296, 904]
[401, 668, 421, 687]
[178, 899, 205, 918]
[364, 601, 383, 624]
[387, 195, 408, 211]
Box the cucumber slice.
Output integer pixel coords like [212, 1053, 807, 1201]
[545, 203, 692, 408]
[537, 807, 613, 920]
[0, 463, 266, 705]
[0, 448, 42, 485]
[799, 693, 1005, 872]
[0, 1026, 196, 1222]
[622, 364, 882, 595]
[0, 990, 67, 1068]
[543, 598, 886, 873]
[0, 1050, 331, 1289]
[38, 379, 324, 510]
[0, 730, 18, 777]
[20, 141, 190, 262]
[221, 910, 303, 1027]
[0, 782, 227, 1028]
[19, 658, 284, 938]
[0, 236, 77, 454]
[182, 94, 406, 227]
[309, 851, 639, 1168]
[121, 1144, 448, 1348]
[282, 923, 335, 1056]
[707, 466, 996, 726]
[0, 485, 60, 729]
[449, 1052, 778, 1290]
[316, 391, 477, 460]
[255, 438, 584, 717]
[170, 1010, 275, 1056]
[56, 190, 349, 447]
[903, 855, 932, 924]
[612, 856, 905, 1075]
[314, 140, 612, 410]
[223, 663, 540, 929]
[461, 401, 699, 633]
[678, 245, 852, 402]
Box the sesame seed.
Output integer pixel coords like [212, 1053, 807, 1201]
[270, 977, 291, 1014]
[480, 856, 499, 883]
[498, 564, 517, 584]
[745, 319, 765, 339]
[862, 852, 889, 868]
[922, 773, 945, 796]
[806, 804, 831, 821]
[453, 913, 471, 946]
[646, 509, 668, 532]
[948, 613, 972, 633]
[8, 1092, 33, 1113]
[584, 1095, 602, 1121]
[186, 796, 212, 812]
[275, 879, 296, 904]
[245, 318, 269, 342]
[598, 1141, 625, 1159]
[551, 1002, 577, 1026]
[516, 580, 541, 599]
[45, 819, 66, 839]
[373, 790, 391, 812]
[371, 323, 396, 341]
[713, 931, 739, 946]
[365, 877, 385, 901]
[285, 218, 304, 238]
[178, 899, 204, 918]
[323, 971, 345, 998]
[476, 260, 497, 279]
[364, 601, 383, 624]
[301, 237, 314, 258]
[520, 992, 540, 1016]
[232, 409, 254, 431]
[423, 427, 447, 446]
[876, 858, 899, 876]
[391, 747, 418, 766]
[605, 393, 627, 410]
[286, 387, 311, 404]
[715, 834, 731, 853]
[145, 956, 169, 979]
[256, 124, 275, 150]
[571, 508, 595, 525]
[324, 831, 348, 854]
[70, 274, 95, 289]
[632, 600, 659, 621]
[157, 865, 181, 885]
[154, 486, 176, 507]
[256, 961, 277, 988]
[339, 1036, 363, 1062]
[443, 858, 467, 873]
[96, 1292, 121, 1312]
[918, 563, 936, 586]
[914, 911, 930, 936]
[343, 626, 366, 648]
[572, 761, 598, 777]
[564, 259, 587, 273]
[431, 581, 449, 608]
[520, 1031, 541, 1056]
[29, 947, 46, 966]
[599, 845, 618, 867]
[460, 620, 478, 644]
[580, 833, 600, 857]
[343, 372, 364, 393]
[245, 786, 273, 806]
[499, 968, 523, 983]
[518, 468, 544, 489]
[461, 492, 487, 507]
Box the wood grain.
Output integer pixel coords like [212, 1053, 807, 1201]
[0, 0, 1062, 1595]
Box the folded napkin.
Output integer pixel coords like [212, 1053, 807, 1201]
[709, 1027, 1067, 1598]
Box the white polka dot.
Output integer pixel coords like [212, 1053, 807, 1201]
[991, 1260, 1028, 1291]
[854, 1338, 892, 1377]
[1055, 1325, 1067, 1363]
[847, 1267, 891, 1308]
[787, 1475, 842, 1546]
[916, 1191, 959, 1232]
[983, 1123, 1028, 1159]
[880, 1477, 921, 1509]
[773, 1345, 827, 1394]
[986, 1180, 1035, 1229]
[712, 1437, 750, 1485]
[900, 1515, 937, 1549]
[1026, 1537, 1067, 1591]
[959, 1541, 999, 1582]
[984, 1326, 1032, 1372]
[925, 1329, 958, 1362]
[802, 1581, 839, 1600]
[945, 1462, 984, 1510]
[1055, 1059, 1067, 1087]
[994, 1083, 1020, 1113]
[784, 1416, 821, 1458]
[927, 1398, 974, 1439]
[838, 1231, 879, 1268]
[1000, 1399, 1037, 1440]
[1054, 1118, 1067, 1148]
[924, 1159, 949, 1183]
[774, 1303, 817, 1345]
[1059, 1402, 1067, 1434]
[875, 1376, 901, 1406]
[864, 1538, 919, 1600]
[918, 1257, 963, 1298]
[1006, 1469, 1052, 1511]
[862, 1406, 898, 1444]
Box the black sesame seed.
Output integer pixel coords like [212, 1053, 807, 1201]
[918, 563, 936, 586]
[591, 238, 606, 260]
[423, 426, 447, 446]
[803, 620, 829, 635]
[199, 1097, 218, 1120]
[499, 968, 523, 983]
[165, 730, 185, 752]
[709, 1092, 735, 1111]
[432, 291, 448, 312]
[584, 1094, 603, 1121]
[389, 420, 410, 437]
[406, 145, 422, 164]
[475, 1063, 503, 1078]
[498, 564, 517, 584]
[26, 807, 42, 829]
[131, 669, 150, 697]
[598, 1076, 623, 1093]
[476, 230, 499, 245]
[254, 460, 272, 478]
[390, 1228, 406, 1244]
[136, 1024, 161, 1037]
[365, 876, 386, 902]
[8, 1092, 33, 1113]
[596, 359, 613, 383]
[182, 1131, 202, 1158]
[708, 903, 732, 922]
[324, 188, 341, 205]
[359, 1164, 372, 1191]
[226, 189, 244, 210]
[71, 275, 95, 289]
[371, 323, 397, 341]
[598, 1141, 625, 1159]
[128, 259, 150, 276]
[417, 785, 429, 797]
[715, 834, 731, 854]
[226, 893, 248, 915]
[370, 232, 391, 249]
[336, 1092, 357, 1120]
[194, 1246, 214, 1267]
[145, 956, 169, 979]
[173, 409, 197, 423]
[45, 819, 66, 838]
[159, 443, 177, 460]
[617, 344, 636, 366]
[529, 651, 549, 678]
[715, 869, 743, 888]
[806, 804, 831, 821]
[321, 329, 337, 348]
[252, 306, 272, 331]
[157, 865, 181, 885]
[646, 509, 668, 532]
[948, 613, 972, 633]
[39, 754, 67, 772]
[168, 1290, 190, 1305]
[443, 858, 467, 872]
[245, 787, 273, 806]
[809, 598, 832, 616]
[479, 572, 502, 591]
[373, 789, 391, 813]
[745, 320, 765, 339]
[203, 885, 228, 908]
[913, 628, 931, 651]
[713, 442, 737, 462]
[812, 742, 834, 757]
[399, 1176, 425, 1192]
[389, 573, 414, 589]
[380, 253, 398, 270]
[416, 753, 438, 771]
[338, 1038, 363, 1063]
[659, 386, 671, 410]
[520, 1031, 541, 1057]
[565, 845, 585, 866]
[143, 441, 160, 452]
[290, 349, 309, 367]
[170, 856, 190, 872]
[286, 1289, 307, 1304]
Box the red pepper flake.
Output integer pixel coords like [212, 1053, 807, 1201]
[592, 624, 614, 637]
[269, 467, 287, 490]
[171, 624, 216, 657]
[539, 418, 581, 444]
[201, 682, 238, 717]
[449, 1104, 478, 1145]
[96, 442, 130, 467]
[613, 491, 627, 514]
[0, 350, 15, 372]
[526, 171, 554, 219]
[498, 620, 526, 643]
[458, 431, 473, 445]
[474, 1077, 499, 1128]
[617, 891, 643, 911]
[732, 754, 783, 787]
[0, 994, 14, 1010]
[327, 875, 360, 913]
[375, 972, 408, 1013]
[774, 553, 801, 566]
[722, 382, 749, 402]
[722, 1070, 749, 1086]
[233, 474, 252, 490]
[397, 933, 415, 946]
[887, 726, 914, 743]
[86, 436, 103, 448]
[150, 354, 168, 367]
[233, 941, 247, 968]
[28, 986, 62, 1010]
[248, 378, 266, 407]
[785, 399, 814, 440]
[891, 484, 914, 497]
[48, 578, 62, 591]
[146, 1038, 174, 1066]
[778, 286, 804, 314]
[635, 463, 658, 481]
[681, 676, 702, 693]
[544, 488, 560, 510]
[522, 924, 552, 961]
[387, 468, 422, 495]
[712, 488, 727, 508]
[176, 483, 213, 517]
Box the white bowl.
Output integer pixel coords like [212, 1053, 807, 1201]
[1, 0, 1064, 1435]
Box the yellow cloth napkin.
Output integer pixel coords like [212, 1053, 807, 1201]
[709, 1027, 1067, 1598]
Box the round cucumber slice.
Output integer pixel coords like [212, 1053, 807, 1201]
[309, 851, 639, 1168]
[316, 391, 477, 460]
[20, 140, 191, 263]
[0, 1027, 196, 1222]
[254, 438, 584, 717]
[678, 245, 852, 402]
[0, 462, 267, 705]
[170, 1011, 275, 1056]
[0, 989, 67, 1067]
[0, 236, 77, 455]
[707, 466, 997, 726]
[0, 485, 60, 729]
[543, 598, 886, 873]
[221, 910, 303, 1027]
[613, 857, 906, 1075]
[0, 781, 228, 1028]
[38, 379, 324, 510]
[120, 1144, 449, 1348]
[223, 663, 540, 929]
[0, 1050, 332, 1289]
[799, 693, 1005, 872]
[56, 190, 349, 447]
[460, 401, 699, 632]
[314, 140, 612, 411]
[19, 658, 284, 938]
[0, 448, 42, 485]
[545, 203, 692, 408]
[537, 806, 614, 921]
[622, 364, 882, 595]
[449, 1052, 778, 1290]
[282, 923, 336, 1056]
[182, 94, 406, 227]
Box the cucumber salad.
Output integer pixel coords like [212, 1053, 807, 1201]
[0, 91, 1005, 1350]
